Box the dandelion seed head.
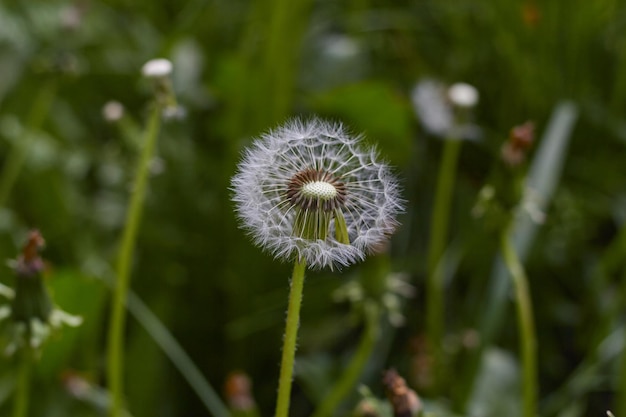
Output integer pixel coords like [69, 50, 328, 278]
[231, 118, 403, 270]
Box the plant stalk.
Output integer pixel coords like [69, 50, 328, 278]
[500, 228, 537, 417]
[275, 258, 307, 417]
[107, 103, 162, 417]
[12, 350, 31, 417]
[425, 138, 462, 387]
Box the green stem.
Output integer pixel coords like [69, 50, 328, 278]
[500, 228, 537, 417]
[107, 103, 162, 417]
[0, 80, 57, 207]
[425, 138, 462, 386]
[275, 258, 307, 417]
[618, 268, 626, 417]
[312, 301, 380, 417]
[12, 351, 31, 417]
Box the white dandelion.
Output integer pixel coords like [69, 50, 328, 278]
[231, 118, 403, 270]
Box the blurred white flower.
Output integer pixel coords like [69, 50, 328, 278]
[102, 100, 124, 122]
[141, 58, 173, 79]
[411, 79, 481, 140]
[231, 118, 403, 269]
[412, 79, 454, 136]
[448, 82, 479, 108]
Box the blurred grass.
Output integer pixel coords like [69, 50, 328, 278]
[0, 0, 626, 416]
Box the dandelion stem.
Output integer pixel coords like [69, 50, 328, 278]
[0, 80, 57, 208]
[312, 301, 380, 417]
[275, 258, 307, 417]
[12, 350, 31, 417]
[426, 138, 461, 386]
[107, 103, 162, 417]
[500, 226, 537, 417]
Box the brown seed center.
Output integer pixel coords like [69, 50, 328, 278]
[286, 169, 347, 212]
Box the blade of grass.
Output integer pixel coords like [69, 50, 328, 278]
[125, 291, 230, 417]
[541, 327, 624, 416]
[96, 269, 229, 417]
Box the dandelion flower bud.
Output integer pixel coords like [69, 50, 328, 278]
[501, 121, 535, 167]
[447, 82, 479, 108]
[0, 230, 82, 355]
[382, 369, 422, 417]
[224, 371, 257, 412]
[141, 58, 173, 79]
[231, 118, 403, 270]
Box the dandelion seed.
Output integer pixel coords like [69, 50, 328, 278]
[231, 118, 403, 269]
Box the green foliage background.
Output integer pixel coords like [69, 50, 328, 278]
[1, 0, 626, 416]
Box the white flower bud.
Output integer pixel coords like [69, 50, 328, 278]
[448, 82, 479, 108]
[141, 58, 173, 79]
